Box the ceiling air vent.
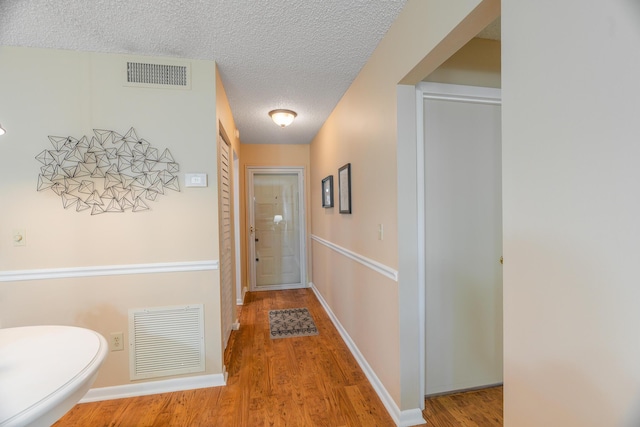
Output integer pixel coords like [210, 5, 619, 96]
[125, 61, 191, 89]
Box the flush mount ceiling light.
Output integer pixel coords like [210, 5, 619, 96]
[0, 123, 5, 136]
[268, 109, 297, 128]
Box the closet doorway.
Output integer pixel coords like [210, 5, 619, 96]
[420, 82, 503, 395]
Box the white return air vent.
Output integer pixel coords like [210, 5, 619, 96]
[129, 304, 205, 380]
[125, 60, 191, 89]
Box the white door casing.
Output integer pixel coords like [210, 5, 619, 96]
[233, 150, 243, 305]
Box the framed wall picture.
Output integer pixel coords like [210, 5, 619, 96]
[338, 163, 351, 214]
[322, 175, 333, 208]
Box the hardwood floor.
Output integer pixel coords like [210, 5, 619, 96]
[422, 386, 503, 427]
[55, 289, 503, 426]
[54, 289, 398, 426]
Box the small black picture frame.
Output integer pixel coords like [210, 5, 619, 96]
[338, 163, 351, 214]
[322, 175, 333, 208]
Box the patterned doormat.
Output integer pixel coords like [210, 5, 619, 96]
[268, 308, 319, 339]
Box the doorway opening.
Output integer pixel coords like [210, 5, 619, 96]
[247, 167, 307, 291]
[420, 82, 503, 396]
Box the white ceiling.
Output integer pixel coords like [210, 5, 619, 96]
[0, 0, 408, 145]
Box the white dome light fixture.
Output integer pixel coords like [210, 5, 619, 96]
[268, 109, 297, 128]
[0, 123, 5, 136]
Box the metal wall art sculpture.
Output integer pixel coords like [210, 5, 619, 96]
[36, 128, 180, 215]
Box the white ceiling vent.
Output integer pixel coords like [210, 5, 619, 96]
[125, 61, 191, 89]
[129, 304, 205, 380]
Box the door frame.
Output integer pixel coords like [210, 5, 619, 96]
[246, 166, 307, 291]
[417, 81, 502, 396]
[233, 149, 244, 305]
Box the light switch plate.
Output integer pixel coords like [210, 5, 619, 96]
[185, 173, 208, 187]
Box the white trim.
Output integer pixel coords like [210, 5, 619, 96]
[418, 82, 502, 105]
[0, 260, 219, 282]
[399, 409, 428, 427]
[397, 84, 424, 415]
[415, 86, 427, 405]
[233, 150, 244, 305]
[247, 282, 310, 292]
[310, 283, 424, 427]
[80, 374, 225, 403]
[310, 235, 398, 282]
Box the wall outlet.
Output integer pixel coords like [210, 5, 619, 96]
[110, 332, 124, 351]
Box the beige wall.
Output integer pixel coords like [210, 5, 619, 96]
[310, 0, 500, 413]
[238, 144, 311, 291]
[0, 46, 224, 387]
[503, 0, 640, 425]
[216, 65, 240, 157]
[2, 273, 219, 387]
[424, 38, 501, 88]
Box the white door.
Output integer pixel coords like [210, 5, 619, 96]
[248, 168, 306, 291]
[422, 83, 503, 395]
[218, 134, 234, 349]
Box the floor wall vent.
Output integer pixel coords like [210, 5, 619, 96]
[129, 304, 205, 380]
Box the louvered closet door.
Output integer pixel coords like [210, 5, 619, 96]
[218, 135, 234, 349]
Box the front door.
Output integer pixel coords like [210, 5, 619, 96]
[248, 168, 306, 291]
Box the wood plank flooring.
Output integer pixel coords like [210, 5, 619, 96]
[422, 386, 503, 427]
[55, 288, 503, 426]
[54, 289, 398, 426]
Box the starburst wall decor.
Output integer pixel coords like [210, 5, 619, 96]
[36, 128, 180, 215]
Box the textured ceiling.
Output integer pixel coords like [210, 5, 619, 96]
[0, 0, 408, 145]
[476, 17, 501, 40]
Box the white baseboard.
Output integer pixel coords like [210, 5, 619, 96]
[398, 408, 428, 427]
[309, 283, 425, 427]
[80, 374, 226, 403]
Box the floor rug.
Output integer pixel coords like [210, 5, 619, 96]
[268, 308, 319, 339]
